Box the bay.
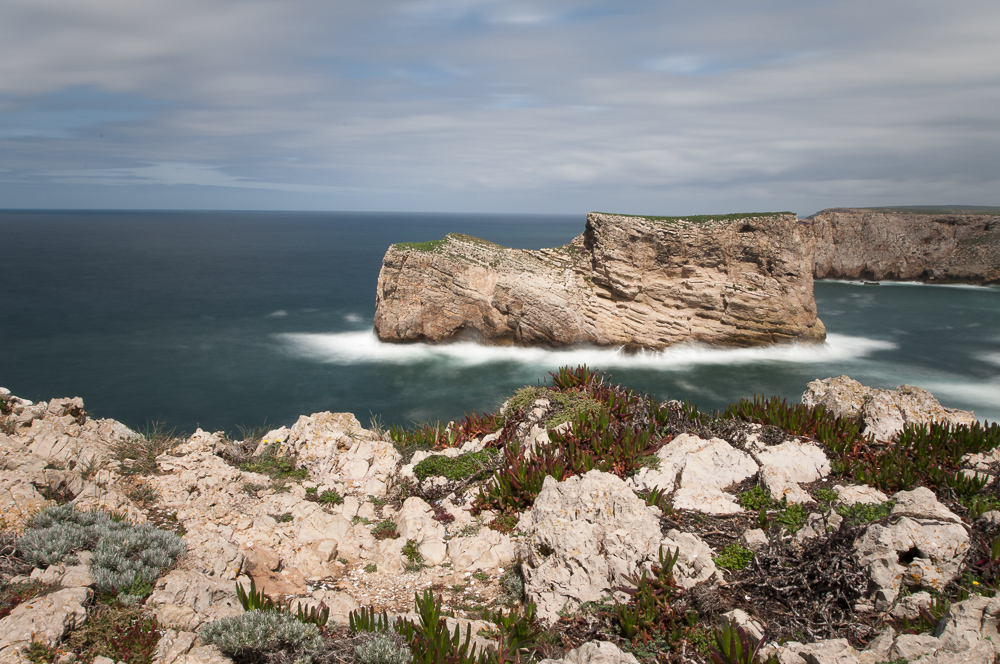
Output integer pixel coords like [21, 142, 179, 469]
[1, 209, 998, 434]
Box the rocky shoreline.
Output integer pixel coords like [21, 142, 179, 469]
[2, 371, 1000, 664]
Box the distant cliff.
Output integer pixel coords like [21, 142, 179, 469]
[374, 212, 825, 349]
[810, 207, 1000, 284]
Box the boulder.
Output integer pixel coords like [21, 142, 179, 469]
[148, 570, 242, 631]
[854, 490, 969, 610]
[538, 641, 639, 664]
[0, 587, 91, 656]
[261, 412, 401, 496]
[517, 471, 663, 623]
[153, 629, 231, 664]
[803, 376, 976, 441]
[631, 433, 758, 515]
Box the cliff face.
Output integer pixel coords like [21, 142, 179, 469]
[810, 208, 1000, 283]
[374, 212, 826, 349]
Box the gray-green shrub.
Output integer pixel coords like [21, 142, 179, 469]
[16, 505, 129, 567]
[90, 523, 186, 600]
[355, 632, 411, 664]
[16, 505, 185, 603]
[199, 610, 323, 657]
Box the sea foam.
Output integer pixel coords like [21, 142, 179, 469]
[276, 331, 896, 369]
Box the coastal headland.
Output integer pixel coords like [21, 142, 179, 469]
[375, 212, 826, 349]
[811, 206, 1000, 284]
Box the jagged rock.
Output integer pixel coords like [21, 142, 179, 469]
[658, 530, 722, 588]
[742, 528, 769, 550]
[153, 629, 231, 664]
[833, 484, 889, 505]
[890, 591, 934, 619]
[538, 641, 639, 664]
[446, 528, 516, 573]
[517, 471, 663, 623]
[809, 208, 1000, 284]
[761, 467, 814, 504]
[803, 376, 975, 441]
[261, 412, 400, 496]
[721, 609, 765, 641]
[298, 590, 360, 625]
[854, 499, 969, 610]
[148, 570, 242, 630]
[29, 563, 93, 588]
[2, 394, 136, 471]
[754, 439, 831, 502]
[977, 511, 1000, 527]
[794, 638, 859, 664]
[179, 526, 247, 580]
[375, 212, 825, 349]
[892, 487, 961, 524]
[0, 587, 91, 657]
[963, 447, 1000, 471]
[394, 497, 446, 543]
[631, 433, 757, 514]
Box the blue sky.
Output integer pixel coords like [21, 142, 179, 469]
[1, 0, 997, 216]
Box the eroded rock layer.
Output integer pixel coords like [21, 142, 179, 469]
[374, 212, 826, 349]
[810, 208, 1000, 284]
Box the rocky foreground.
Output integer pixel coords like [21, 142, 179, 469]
[374, 212, 826, 349]
[2, 372, 1000, 664]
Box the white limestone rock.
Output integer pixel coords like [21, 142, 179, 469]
[632, 433, 757, 514]
[803, 376, 976, 442]
[761, 466, 814, 504]
[892, 487, 962, 524]
[447, 528, 516, 572]
[262, 412, 401, 496]
[658, 530, 723, 589]
[742, 528, 770, 550]
[833, 484, 889, 505]
[854, 515, 969, 610]
[518, 471, 663, 624]
[148, 570, 242, 631]
[153, 629, 231, 664]
[890, 591, 934, 620]
[755, 440, 831, 483]
[538, 641, 639, 664]
[0, 587, 91, 657]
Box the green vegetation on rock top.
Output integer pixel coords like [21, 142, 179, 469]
[591, 211, 795, 224]
[859, 206, 1000, 216]
[392, 238, 447, 252]
[392, 233, 503, 253]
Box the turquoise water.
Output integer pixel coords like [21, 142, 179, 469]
[2, 210, 998, 434]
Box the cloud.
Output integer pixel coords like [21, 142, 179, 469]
[0, 0, 997, 214]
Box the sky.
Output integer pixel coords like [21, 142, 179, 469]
[0, 1, 998, 216]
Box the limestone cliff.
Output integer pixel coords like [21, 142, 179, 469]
[810, 207, 1000, 284]
[374, 212, 826, 349]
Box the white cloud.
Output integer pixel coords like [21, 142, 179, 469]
[0, 0, 997, 213]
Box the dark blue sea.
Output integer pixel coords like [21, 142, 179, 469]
[2, 209, 998, 435]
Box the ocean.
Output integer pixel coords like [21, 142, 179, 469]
[2, 209, 998, 435]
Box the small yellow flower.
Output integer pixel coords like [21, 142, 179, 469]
[974, 581, 980, 585]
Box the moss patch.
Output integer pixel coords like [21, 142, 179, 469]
[504, 386, 605, 428]
[412, 449, 498, 482]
